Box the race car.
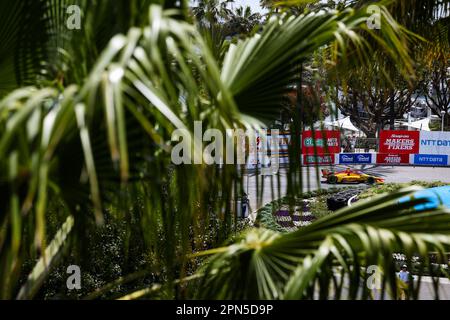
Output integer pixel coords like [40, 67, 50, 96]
[321, 168, 384, 185]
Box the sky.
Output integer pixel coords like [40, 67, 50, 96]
[231, 0, 266, 13]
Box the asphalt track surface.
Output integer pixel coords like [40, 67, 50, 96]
[244, 165, 450, 300]
[245, 165, 450, 211]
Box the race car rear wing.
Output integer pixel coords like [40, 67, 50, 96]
[321, 169, 331, 178]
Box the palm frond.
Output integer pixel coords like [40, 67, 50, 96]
[16, 216, 74, 300]
[0, 4, 241, 298]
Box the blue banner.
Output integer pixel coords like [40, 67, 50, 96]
[339, 153, 372, 164]
[413, 154, 448, 166]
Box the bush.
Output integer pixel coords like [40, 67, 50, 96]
[255, 202, 289, 233]
[309, 196, 333, 220]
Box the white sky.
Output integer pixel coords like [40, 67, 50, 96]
[231, 0, 266, 13]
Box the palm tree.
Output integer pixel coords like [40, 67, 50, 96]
[191, 0, 234, 26]
[0, 0, 449, 300]
[224, 6, 262, 37]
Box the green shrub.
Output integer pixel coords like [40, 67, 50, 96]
[308, 196, 333, 220]
[255, 202, 289, 233]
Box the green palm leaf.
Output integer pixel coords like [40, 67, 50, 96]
[16, 215, 74, 300]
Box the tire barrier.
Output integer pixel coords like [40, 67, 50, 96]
[326, 187, 368, 211]
[347, 194, 359, 207]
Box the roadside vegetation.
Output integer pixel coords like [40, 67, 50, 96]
[261, 181, 449, 233]
[256, 188, 345, 232]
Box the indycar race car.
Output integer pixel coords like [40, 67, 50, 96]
[321, 168, 384, 185]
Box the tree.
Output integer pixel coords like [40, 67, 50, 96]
[334, 68, 419, 137]
[194, 4, 262, 64]
[418, 17, 450, 128]
[281, 84, 329, 127]
[191, 0, 234, 26]
[421, 60, 450, 125]
[224, 6, 262, 37]
[259, 0, 330, 14]
[1, 0, 449, 300]
[326, 0, 450, 136]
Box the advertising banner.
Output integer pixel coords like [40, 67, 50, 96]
[379, 130, 420, 154]
[413, 154, 449, 166]
[267, 132, 290, 158]
[376, 153, 410, 165]
[302, 130, 341, 155]
[338, 153, 373, 164]
[303, 154, 335, 165]
[246, 131, 291, 169]
[419, 131, 450, 156]
[302, 130, 340, 155]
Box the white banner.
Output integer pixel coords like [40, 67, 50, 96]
[246, 132, 290, 169]
[419, 131, 450, 156]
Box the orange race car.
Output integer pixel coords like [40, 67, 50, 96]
[321, 168, 385, 185]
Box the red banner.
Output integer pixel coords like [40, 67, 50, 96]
[302, 130, 340, 155]
[379, 130, 419, 154]
[376, 153, 410, 165]
[303, 154, 335, 165]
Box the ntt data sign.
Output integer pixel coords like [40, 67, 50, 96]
[419, 132, 450, 156]
[413, 154, 449, 166]
[339, 153, 373, 164]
